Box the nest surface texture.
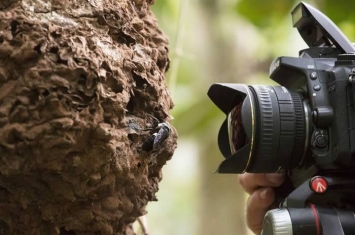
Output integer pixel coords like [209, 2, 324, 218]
[0, 0, 177, 234]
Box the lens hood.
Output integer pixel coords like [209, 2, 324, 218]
[208, 83, 255, 173]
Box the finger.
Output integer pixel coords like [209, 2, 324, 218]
[246, 187, 275, 234]
[238, 173, 284, 195]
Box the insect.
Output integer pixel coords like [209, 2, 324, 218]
[142, 133, 157, 151]
[142, 122, 170, 152]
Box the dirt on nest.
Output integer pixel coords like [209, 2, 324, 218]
[0, 0, 177, 234]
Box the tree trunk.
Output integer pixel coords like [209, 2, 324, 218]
[0, 1, 177, 234]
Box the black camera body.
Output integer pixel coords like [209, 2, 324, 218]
[208, 2, 355, 235]
[272, 45, 355, 171]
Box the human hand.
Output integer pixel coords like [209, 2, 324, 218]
[238, 173, 285, 234]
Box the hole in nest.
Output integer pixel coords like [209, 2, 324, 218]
[10, 20, 20, 37]
[49, 47, 59, 54]
[128, 133, 134, 141]
[78, 73, 86, 83]
[137, 162, 142, 168]
[89, 108, 96, 114]
[127, 97, 135, 113]
[59, 227, 77, 235]
[42, 90, 50, 97]
[33, 43, 42, 54]
[7, 127, 23, 144]
[132, 73, 147, 89]
[157, 58, 167, 70]
[50, 31, 61, 38]
[0, 36, 4, 44]
[97, 16, 106, 25]
[105, 73, 124, 93]
[109, 30, 135, 46]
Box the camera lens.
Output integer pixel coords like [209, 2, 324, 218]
[208, 84, 310, 173]
[229, 86, 308, 172]
[228, 103, 248, 154]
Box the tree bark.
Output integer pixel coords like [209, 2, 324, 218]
[0, 1, 177, 234]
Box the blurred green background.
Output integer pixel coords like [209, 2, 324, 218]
[141, 0, 355, 235]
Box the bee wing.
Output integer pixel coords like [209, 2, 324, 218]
[152, 127, 169, 151]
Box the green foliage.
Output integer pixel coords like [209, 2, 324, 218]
[151, 0, 179, 18]
[323, 0, 355, 23]
[235, 0, 355, 39]
[235, 0, 296, 28]
[322, 0, 355, 41]
[151, 0, 180, 37]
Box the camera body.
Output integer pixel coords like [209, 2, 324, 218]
[208, 2, 355, 235]
[271, 46, 355, 172]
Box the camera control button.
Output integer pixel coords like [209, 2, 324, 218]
[310, 72, 318, 80]
[310, 176, 328, 194]
[313, 85, 321, 91]
[315, 135, 327, 148]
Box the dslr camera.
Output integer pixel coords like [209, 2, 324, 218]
[208, 2, 355, 235]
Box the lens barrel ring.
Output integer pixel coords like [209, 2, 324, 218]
[248, 86, 307, 172]
[289, 93, 306, 167]
[249, 86, 280, 172]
